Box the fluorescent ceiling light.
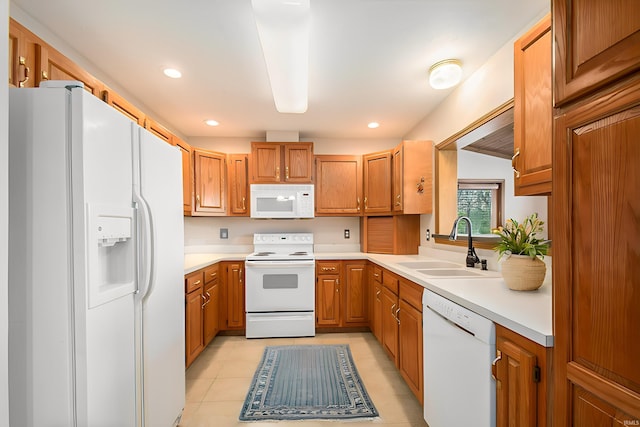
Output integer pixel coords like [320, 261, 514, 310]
[252, 0, 310, 113]
[429, 59, 462, 90]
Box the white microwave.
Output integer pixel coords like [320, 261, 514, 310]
[250, 184, 315, 219]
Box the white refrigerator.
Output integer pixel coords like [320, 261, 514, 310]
[8, 81, 185, 427]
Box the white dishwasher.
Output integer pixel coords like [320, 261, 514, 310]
[423, 289, 496, 427]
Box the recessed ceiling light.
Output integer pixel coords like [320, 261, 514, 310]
[429, 59, 462, 90]
[204, 119, 219, 127]
[368, 122, 380, 129]
[163, 68, 182, 79]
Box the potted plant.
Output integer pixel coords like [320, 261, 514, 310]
[493, 213, 549, 291]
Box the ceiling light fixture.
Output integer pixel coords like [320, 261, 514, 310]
[428, 59, 462, 90]
[368, 122, 380, 129]
[163, 68, 182, 79]
[204, 119, 219, 127]
[252, 0, 310, 113]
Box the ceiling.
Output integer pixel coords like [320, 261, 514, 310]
[11, 0, 548, 140]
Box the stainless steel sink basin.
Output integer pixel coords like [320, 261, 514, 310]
[415, 269, 483, 277]
[397, 261, 461, 269]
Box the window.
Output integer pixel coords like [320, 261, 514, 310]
[456, 180, 504, 235]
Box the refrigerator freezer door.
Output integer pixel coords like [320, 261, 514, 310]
[71, 88, 137, 427]
[134, 127, 185, 426]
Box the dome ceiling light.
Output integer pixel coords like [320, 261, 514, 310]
[428, 59, 462, 90]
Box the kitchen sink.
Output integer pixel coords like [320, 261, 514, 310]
[415, 269, 484, 277]
[397, 261, 461, 269]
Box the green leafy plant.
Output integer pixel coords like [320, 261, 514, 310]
[493, 213, 549, 260]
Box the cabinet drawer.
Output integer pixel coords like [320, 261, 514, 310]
[185, 271, 204, 294]
[382, 270, 399, 295]
[204, 264, 219, 285]
[372, 266, 382, 283]
[399, 279, 423, 312]
[317, 261, 341, 274]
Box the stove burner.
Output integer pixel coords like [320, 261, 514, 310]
[253, 251, 275, 256]
[290, 251, 309, 256]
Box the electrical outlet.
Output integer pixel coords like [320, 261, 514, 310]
[344, 229, 350, 239]
[220, 228, 228, 239]
[426, 228, 431, 241]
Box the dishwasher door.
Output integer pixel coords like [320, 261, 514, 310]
[423, 289, 496, 427]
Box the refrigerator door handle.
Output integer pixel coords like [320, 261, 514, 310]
[135, 192, 154, 299]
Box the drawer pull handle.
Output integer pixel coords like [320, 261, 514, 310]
[192, 280, 201, 286]
[18, 56, 30, 88]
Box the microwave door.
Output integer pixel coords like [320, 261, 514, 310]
[255, 195, 295, 217]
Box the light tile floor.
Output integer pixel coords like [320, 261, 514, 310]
[179, 332, 428, 427]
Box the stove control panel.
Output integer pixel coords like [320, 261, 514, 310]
[253, 233, 314, 244]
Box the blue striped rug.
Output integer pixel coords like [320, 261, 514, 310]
[239, 344, 379, 421]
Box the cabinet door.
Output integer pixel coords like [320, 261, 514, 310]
[398, 299, 423, 404]
[39, 45, 104, 97]
[495, 338, 537, 427]
[392, 144, 404, 212]
[227, 154, 249, 216]
[553, 76, 640, 425]
[370, 266, 383, 343]
[174, 138, 194, 216]
[194, 150, 226, 215]
[185, 289, 204, 367]
[203, 281, 219, 347]
[363, 151, 392, 213]
[344, 262, 367, 325]
[283, 143, 313, 182]
[513, 14, 552, 196]
[554, 0, 640, 106]
[225, 262, 245, 329]
[381, 287, 399, 365]
[316, 274, 341, 327]
[102, 89, 146, 125]
[315, 155, 362, 215]
[9, 19, 41, 88]
[250, 143, 281, 183]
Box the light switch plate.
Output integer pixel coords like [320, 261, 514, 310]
[220, 228, 228, 239]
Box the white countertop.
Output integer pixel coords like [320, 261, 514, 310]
[184, 251, 553, 348]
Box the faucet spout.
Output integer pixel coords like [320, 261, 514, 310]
[448, 216, 480, 268]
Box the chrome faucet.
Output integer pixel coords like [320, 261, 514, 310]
[449, 216, 480, 268]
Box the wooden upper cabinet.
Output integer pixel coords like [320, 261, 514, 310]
[102, 88, 145, 126]
[144, 117, 173, 145]
[250, 142, 313, 183]
[174, 137, 194, 216]
[363, 150, 392, 214]
[315, 155, 363, 216]
[392, 140, 433, 214]
[227, 154, 249, 216]
[9, 18, 41, 88]
[193, 149, 226, 215]
[554, 0, 640, 106]
[38, 45, 104, 97]
[514, 14, 552, 196]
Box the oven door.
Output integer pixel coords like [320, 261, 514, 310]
[245, 259, 315, 312]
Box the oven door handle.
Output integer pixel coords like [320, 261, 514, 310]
[245, 260, 316, 267]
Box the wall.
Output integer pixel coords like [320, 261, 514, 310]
[2, 0, 10, 424]
[404, 11, 549, 267]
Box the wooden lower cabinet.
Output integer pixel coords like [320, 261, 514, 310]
[369, 265, 383, 342]
[380, 286, 399, 365]
[398, 280, 423, 404]
[185, 270, 205, 368]
[315, 260, 368, 328]
[223, 261, 245, 330]
[494, 324, 551, 427]
[202, 265, 220, 346]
